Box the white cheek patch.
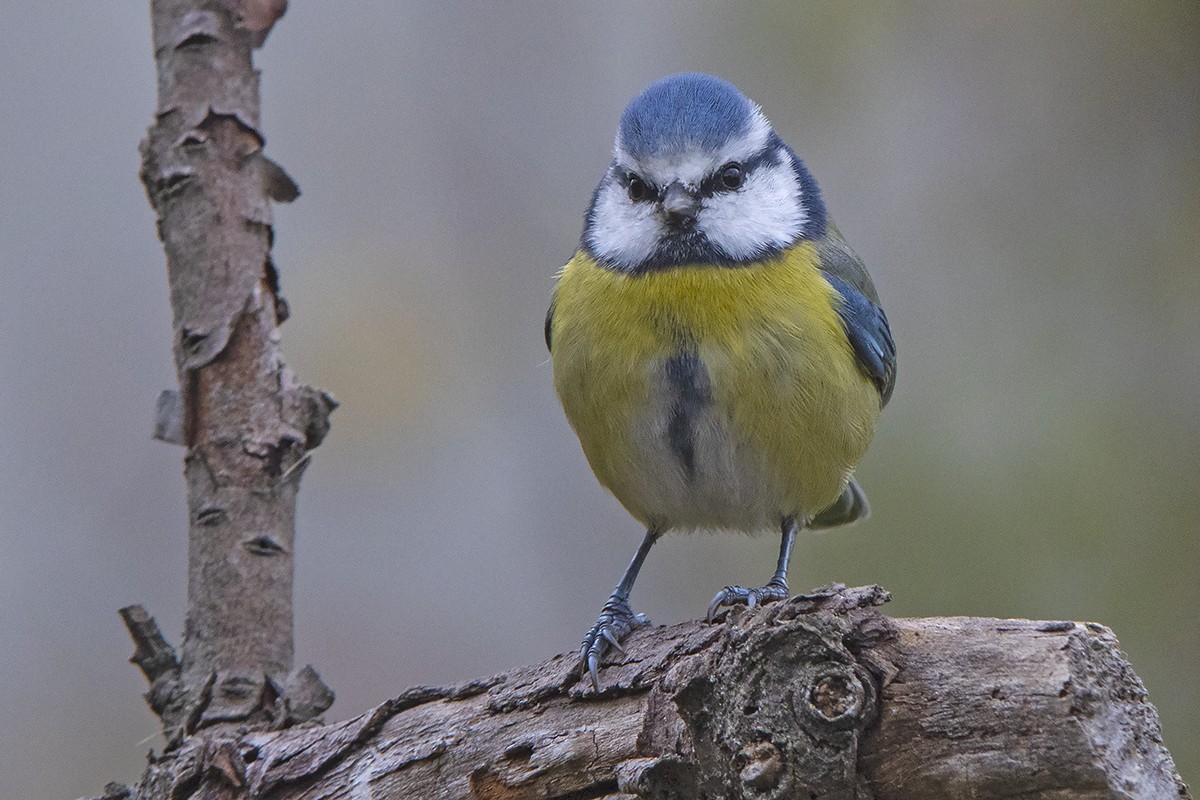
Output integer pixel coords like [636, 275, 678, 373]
[586, 178, 662, 266]
[593, 108, 801, 267]
[699, 159, 805, 260]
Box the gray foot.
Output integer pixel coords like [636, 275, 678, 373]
[580, 595, 649, 690]
[706, 577, 789, 622]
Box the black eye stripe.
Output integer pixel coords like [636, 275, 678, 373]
[697, 148, 779, 197]
[615, 145, 783, 202]
[699, 167, 739, 196]
[620, 169, 659, 203]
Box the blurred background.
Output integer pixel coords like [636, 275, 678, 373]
[2, 2, 1197, 796]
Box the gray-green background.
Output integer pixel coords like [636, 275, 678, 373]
[2, 3, 1196, 797]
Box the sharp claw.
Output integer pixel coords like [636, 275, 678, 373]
[707, 591, 725, 623]
[579, 596, 647, 691]
[588, 653, 600, 692]
[707, 582, 790, 622]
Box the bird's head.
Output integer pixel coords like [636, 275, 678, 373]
[583, 73, 827, 273]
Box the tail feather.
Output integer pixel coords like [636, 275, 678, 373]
[808, 478, 870, 530]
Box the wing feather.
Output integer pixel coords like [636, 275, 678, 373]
[816, 224, 897, 406]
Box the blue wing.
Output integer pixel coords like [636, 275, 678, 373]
[825, 274, 896, 406]
[813, 222, 897, 407]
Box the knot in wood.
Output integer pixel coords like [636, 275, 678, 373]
[798, 667, 870, 730]
[665, 605, 884, 799]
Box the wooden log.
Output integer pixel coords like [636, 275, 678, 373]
[861, 617, 1189, 799]
[113, 585, 1189, 800]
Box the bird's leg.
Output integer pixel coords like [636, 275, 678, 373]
[707, 516, 799, 622]
[581, 527, 659, 690]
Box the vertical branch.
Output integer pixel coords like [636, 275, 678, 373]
[133, 0, 334, 742]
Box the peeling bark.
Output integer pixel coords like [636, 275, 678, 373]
[103, 3, 1192, 798]
[134, 0, 333, 745]
[107, 586, 1189, 799]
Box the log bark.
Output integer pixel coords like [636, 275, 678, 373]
[133, 0, 333, 746]
[102, 4, 1191, 799]
[105, 585, 1189, 800]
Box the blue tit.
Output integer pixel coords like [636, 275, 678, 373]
[545, 73, 896, 689]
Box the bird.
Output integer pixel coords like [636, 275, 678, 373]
[545, 73, 896, 690]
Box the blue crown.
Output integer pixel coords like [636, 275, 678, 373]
[618, 73, 756, 159]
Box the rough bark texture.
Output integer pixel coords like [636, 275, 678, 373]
[133, 0, 333, 746]
[103, 3, 1191, 799]
[105, 586, 1189, 800]
[862, 616, 1188, 799]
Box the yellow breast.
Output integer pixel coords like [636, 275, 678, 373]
[550, 243, 879, 531]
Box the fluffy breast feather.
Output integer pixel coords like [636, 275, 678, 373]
[550, 244, 879, 532]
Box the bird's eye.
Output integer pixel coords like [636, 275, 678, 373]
[720, 163, 744, 190]
[627, 174, 648, 202]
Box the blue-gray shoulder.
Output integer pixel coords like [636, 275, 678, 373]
[815, 224, 897, 406]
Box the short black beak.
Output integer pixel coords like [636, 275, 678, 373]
[659, 182, 700, 229]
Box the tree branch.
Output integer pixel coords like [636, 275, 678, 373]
[110, 586, 1189, 799]
[104, 4, 1191, 798]
[133, 0, 333, 745]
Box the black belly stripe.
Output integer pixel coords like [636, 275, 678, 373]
[664, 350, 712, 481]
